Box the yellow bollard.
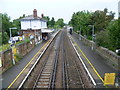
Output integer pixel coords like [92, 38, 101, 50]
[104, 73, 116, 86]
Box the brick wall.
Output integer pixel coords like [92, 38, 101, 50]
[27, 40, 35, 53]
[1, 49, 13, 71]
[16, 39, 35, 57]
[1, 39, 35, 72]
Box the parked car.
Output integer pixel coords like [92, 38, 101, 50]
[8, 40, 15, 44]
[8, 36, 20, 44]
[116, 49, 120, 55]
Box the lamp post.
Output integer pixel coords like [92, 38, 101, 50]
[9, 27, 17, 40]
[88, 25, 95, 50]
[9, 27, 17, 65]
[79, 26, 82, 40]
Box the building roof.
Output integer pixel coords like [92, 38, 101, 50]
[20, 15, 47, 22]
[41, 29, 54, 33]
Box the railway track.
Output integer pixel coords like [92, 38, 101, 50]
[16, 30, 61, 89]
[61, 31, 69, 89]
[15, 29, 96, 89]
[62, 30, 88, 88]
[33, 31, 61, 89]
[33, 42, 56, 88]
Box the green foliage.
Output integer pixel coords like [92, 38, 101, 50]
[14, 53, 23, 62]
[12, 14, 25, 36]
[50, 17, 55, 27]
[1, 32, 9, 44]
[12, 19, 20, 36]
[70, 8, 115, 34]
[43, 16, 50, 27]
[19, 14, 26, 19]
[94, 19, 119, 51]
[2, 13, 12, 44]
[107, 20, 120, 51]
[70, 11, 92, 35]
[55, 18, 65, 28]
[1, 13, 27, 45]
[15, 40, 24, 46]
[43, 16, 55, 28]
[0, 32, 2, 45]
[96, 30, 109, 47]
[42, 16, 65, 29]
[2, 13, 12, 34]
[89, 9, 117, 51]
[24, 38, 30, 43]
[89, 8, 115, 32]
[0, 44, 10, 52]
[69, 8, 120, 52]
[87, 36, 92, 40]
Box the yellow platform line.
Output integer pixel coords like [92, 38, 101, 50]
[7, 40, 50, 89]
[71, 37, 104, 83]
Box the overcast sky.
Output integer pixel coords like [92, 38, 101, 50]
[0, 0, 119, 23]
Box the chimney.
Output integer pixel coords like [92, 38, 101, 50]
[33, 9, 37, 18]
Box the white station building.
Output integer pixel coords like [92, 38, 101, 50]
[20, 9, 48, 42]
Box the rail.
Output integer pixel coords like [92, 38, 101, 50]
[17, 30, 60, 89]
[62, 32, 69, 89]
[49, 36, 60, 89]
[69, 34, 97, 87]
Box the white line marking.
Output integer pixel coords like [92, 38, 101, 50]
[69, 35, 97, 86]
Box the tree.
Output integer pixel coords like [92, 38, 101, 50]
[94, 19, 119, 51]
[2, 13, 12, 44]
[2, 13, 12, 35]
[1, 32, 9, 44]
[0, 32, 2, 45]
[88, 9, 115, 32]
[107, 20, 120, 51]
[12, 19, 20, 36]
[43, 16, 56, 28]
[70, 11, 92, 36]
[55, 18, 65, 28]
[42, 16, 50, 27]
[19, 14, 26, 19]
[69, 8, 120, 52]
[50, 17, 55, 27]
[12, 14, 26, 36]
[96, 30, 109, 47]
[1, 13, 26, 44]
